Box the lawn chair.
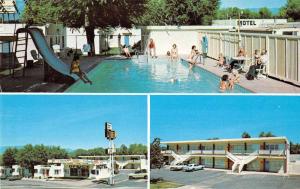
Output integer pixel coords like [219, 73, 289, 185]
[52, 44, 61, 56]
[30, 50, 43, 65]
[256, 62, 267, 79]
[256, 54, 268, 79]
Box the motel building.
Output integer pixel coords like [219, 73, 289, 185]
[0, 166, 12, 179]
[33, 165, 50, 179]
[47, 159, 93, 179]
[161, 137, 290, 174]
[79, 155, 148, 170]
[11, 165, 31, 178]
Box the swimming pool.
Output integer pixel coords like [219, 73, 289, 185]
[66, 57, 251, 93]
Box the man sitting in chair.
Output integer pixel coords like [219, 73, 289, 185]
[246, 50, 268, 80]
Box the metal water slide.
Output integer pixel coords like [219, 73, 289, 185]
[16, 27, 79, 80]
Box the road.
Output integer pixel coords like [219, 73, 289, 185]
[0, 170, 147, 189]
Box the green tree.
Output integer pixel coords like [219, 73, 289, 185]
[16, 144, 36, 177]
[242, 132, 251, 138]
[150, 138, 164, 169]
[22, 0, 146, 55]
[128, 144, 147, 155]
[2, 148, 18, 167]
[283, 0, 300, 21]
[117, 144, 129, 155]
[258, 7, 273, 19]
[134, 0, 168, 25]
[165, 0, 220, 25]
[47, 146, 69, 159]
[290, 142, 300, 154]
[259, 131, 275, 137]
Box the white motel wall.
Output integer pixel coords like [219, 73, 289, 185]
[141, 26, 231, 55]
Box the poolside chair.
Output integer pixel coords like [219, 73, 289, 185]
[256, 62, 267, 79]
[30, 50, 43, 65]
[52, 44, 61, 55]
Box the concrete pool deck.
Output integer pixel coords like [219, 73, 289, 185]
[0, 56, 103, 92]
[186, 57, 300, 93]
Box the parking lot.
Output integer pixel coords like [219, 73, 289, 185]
[0, 170, 147, 189]
[151, 168, 300, 189]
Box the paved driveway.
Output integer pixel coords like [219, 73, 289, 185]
[151, 168, 300, 189]
[0, 170, 147, 189]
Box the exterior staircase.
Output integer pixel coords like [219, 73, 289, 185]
[226, 151, 258, 173]
[163, 150, 192, 165]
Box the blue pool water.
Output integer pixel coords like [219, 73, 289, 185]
[66, 57, 250, 93]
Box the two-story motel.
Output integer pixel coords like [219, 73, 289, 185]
[161, 137, 289, 174]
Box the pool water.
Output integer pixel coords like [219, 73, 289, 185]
[66, 57, 250, 93]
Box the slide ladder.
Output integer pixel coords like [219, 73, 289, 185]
[13, 32, 29, 77]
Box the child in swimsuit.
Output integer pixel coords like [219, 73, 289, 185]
[70, 54, 92, 85]
[219, 74, 229, 91]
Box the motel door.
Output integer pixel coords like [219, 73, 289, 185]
[265, 160, 270, 172]
[124, 35, 130, 47]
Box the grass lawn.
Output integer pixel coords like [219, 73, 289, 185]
[100, 47, 121, 55]
[150, 181, 183, 189]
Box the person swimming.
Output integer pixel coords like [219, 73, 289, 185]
[219, 74, 229, 91]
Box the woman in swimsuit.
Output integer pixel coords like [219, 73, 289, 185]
[148, 38, 157, 58]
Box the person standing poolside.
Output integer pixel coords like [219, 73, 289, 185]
[70, 54, 92, 85]
[170, 44, 179, 62]
[123, 45, 131, 58]
[187, 45, 199, 69]
[148, 38, 157, 58]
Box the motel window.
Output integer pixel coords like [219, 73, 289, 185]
[34, 169, 38, 173]
[110, 35, 113, 39]
[266, 144, 279, 150]
[203, 146, 213, 150]
[54, 170, 60, 175]
[215, 145, 225, 150]
[215, 159, 225, 169]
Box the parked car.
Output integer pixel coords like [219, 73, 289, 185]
[128, 169, 148, 179]
[183, 164, 204, 172]
[170, 163, 186, 171]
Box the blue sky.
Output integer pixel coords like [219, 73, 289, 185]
[151, 96, 300, 143]
[0, 95, 147, 149]
[221, 0, 286, 8]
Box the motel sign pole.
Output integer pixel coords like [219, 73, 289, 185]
[105, 122, 117, 186]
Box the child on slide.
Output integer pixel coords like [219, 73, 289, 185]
[70, 54, 92, 85]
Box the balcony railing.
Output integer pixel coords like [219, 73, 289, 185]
[259, 150, 285, 156]
[163, 149, 285, 156]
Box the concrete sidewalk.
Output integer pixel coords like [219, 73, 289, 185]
[184, 57, 300, 93]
